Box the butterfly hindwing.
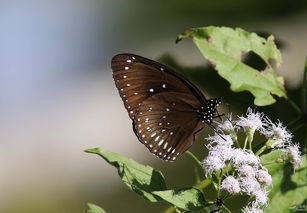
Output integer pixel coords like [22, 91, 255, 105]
[133, 92, 205, 161]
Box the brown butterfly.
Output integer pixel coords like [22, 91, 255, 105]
[111, 53, 221, 161]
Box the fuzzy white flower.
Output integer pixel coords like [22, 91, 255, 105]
[263, 120, 292, 148]
[242, 205, 263, 213]
[209, 145, 234, 162]
[256, 169, 272, 186]
[220, 176, 241, 194]
[202, 155, 225, 175]
[244, 151, 261, 166]
[287, 143, 302, 167]
[230, 148, 249, 165]
[237, 164, 256, 178]
[217, 114, 235, 132]
[236, 108, 264, 130]
[253, 189, 269, 206]
[206, 134, 234, 148]
[239, 177, 260, 194]
[230, 149, 260, 166]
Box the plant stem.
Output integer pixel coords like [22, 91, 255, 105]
[287, 98, 302, 115]
[255, 145, 267, 156]
[194, 178, 212, 190]
[255, 139, 276, 156]
[243, 135, 248, 149]
[222, 204, 232, 213]
[185, 151, 204, 181]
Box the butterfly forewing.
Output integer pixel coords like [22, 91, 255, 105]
[134, 92, 205, 161]
[111, 54, 206, 119]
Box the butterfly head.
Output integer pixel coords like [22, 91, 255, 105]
[199, 98, 222, 124]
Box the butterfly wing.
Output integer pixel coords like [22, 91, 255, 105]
[111, 53, 206, 119]
[133, 92, 205, 161]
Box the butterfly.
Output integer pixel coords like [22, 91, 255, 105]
[111, 53, 222, 161]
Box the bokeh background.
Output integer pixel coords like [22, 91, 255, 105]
[1, 0, 306, 212]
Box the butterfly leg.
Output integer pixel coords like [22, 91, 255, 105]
[193, 127, 204, 141]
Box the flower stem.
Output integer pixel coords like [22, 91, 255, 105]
[287, 97, 302, 115]
[247, 128, 255, 150]
[222, 204, 232, 213]
[243, 135, 248, 149]
[194, 178, 212, 190]
[255, 145, 267, 156]
[185, 151, 204, 181]
[255, 139, 276, 156]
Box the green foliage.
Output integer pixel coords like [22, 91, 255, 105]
[153, 188, 208, 211]
[177, 26, 287, 106]
[85, 148, 167, 202]
[86, 148, 211, 211]
[261, 151, 307, 213]
[85, 203, 106, 213]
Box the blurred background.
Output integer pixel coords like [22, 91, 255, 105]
[0, 0, 306, 212]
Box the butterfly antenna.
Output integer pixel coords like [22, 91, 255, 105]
[213, 113, 225, 120]
[207, 123, 226, 141]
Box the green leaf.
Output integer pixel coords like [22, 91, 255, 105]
[260, 151, 307, 213]
[177, 26, 287, 106]
[85, 203, 106, 213]
[85, 148, 167, 202]
[153, 188, 208, 211]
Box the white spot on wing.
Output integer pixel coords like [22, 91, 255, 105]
[154, 136, 160, 142]
[124, 67, 129, 70]
[163, 142, 168, 150]
[162, 84, 166, 88]
[127, 59, 132, 63]
[167, 147, 172, 152]
[149, 88, 154, 92]
[158, 139, 164, 146]
[123, 75, 127, 78]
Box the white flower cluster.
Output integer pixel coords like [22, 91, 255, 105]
[203, 133, 270, 210]
[235, 108, 301, 167]
[202, 108, 303, 212]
